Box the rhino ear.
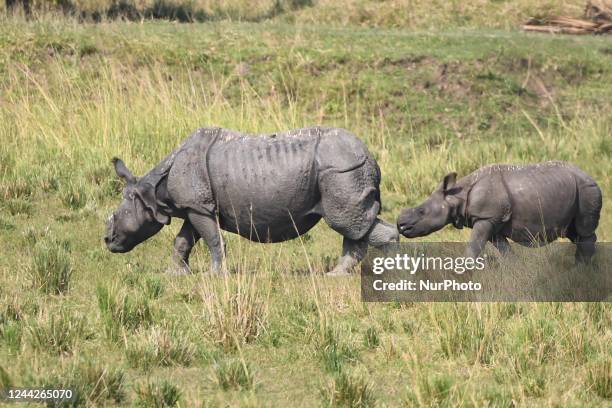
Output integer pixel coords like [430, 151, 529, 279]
[136, 184, 171, 225]
[112, 157, 136, 184]
[442, 172, 457, 195]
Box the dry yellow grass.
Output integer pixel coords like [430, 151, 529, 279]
[3, 0, 588, 30]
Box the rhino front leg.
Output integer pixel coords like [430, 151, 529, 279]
[327, 237, 368, 276]
[166, 220, 200, 275]
[327, 218, 398, 276]
[187, 212, 226, 274]
[466, 221, 495, 259]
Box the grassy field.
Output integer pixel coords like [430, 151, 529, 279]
[0, 8, 611, 407]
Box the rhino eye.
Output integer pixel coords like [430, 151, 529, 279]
[418, 208, 426, 216]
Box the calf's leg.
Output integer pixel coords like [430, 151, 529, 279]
[188, 212, 226, 274]
[573, 183, 602, 264]
[490, 235, 512, 256]
[166, 220, 200, 275]
[573, 234, 597, 264]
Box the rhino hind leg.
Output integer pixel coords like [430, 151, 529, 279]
[571, 182, 602, 264]
[166, 220, 200, 275]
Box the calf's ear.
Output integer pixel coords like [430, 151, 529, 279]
[442, 172, 457, 194]
[136, 183, 171, 225]
[112, 157, 136, 184]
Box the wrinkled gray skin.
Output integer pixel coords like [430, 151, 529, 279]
[397, 162, 602, 264]
[105, 127, 399, 275]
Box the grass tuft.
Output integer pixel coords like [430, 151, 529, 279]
[211, 357, 255, 391]
[362, 326, 380, 349]
[200, 273, 269, 351]
[126, 326, 195, 369]
[586, 360, 611, 399]
[67, 362, 126, 405]
[59, 180, 88, 210]
[434, 304, 497, 364]
[27, 237, 72, 295]
[134, 379, 181, 408]
[27, 308, 87, 355]
[0, 321, 23, 353]
[143, 276, 164, 299]
[96, 284, 153, 342]
[0, 365, 11, 389]
[3, 198, 32, 216]
[319, 326, 359, 374]
[321, 370, 376, 408]
[406, 373, 455, 407]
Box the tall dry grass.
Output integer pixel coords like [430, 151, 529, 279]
[2, 0, 587, 30]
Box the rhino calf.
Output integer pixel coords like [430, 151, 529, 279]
[397, 162, 602, 263]
[104, 127, 399, 275]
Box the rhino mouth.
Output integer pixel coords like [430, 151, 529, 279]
[106, 241, 130, 253]
[104, 214, 123, 252]
[397, 222, 414, 235]
[104, 233, 133, 253]
[398, 224, 427, 238]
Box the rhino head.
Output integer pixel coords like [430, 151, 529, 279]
[397, 172, 462, 238]
[104, 158, 170, 253]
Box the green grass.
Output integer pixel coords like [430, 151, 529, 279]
[0, 10, 610, 407]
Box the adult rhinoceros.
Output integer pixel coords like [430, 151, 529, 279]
[104, 127, 399, 275]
